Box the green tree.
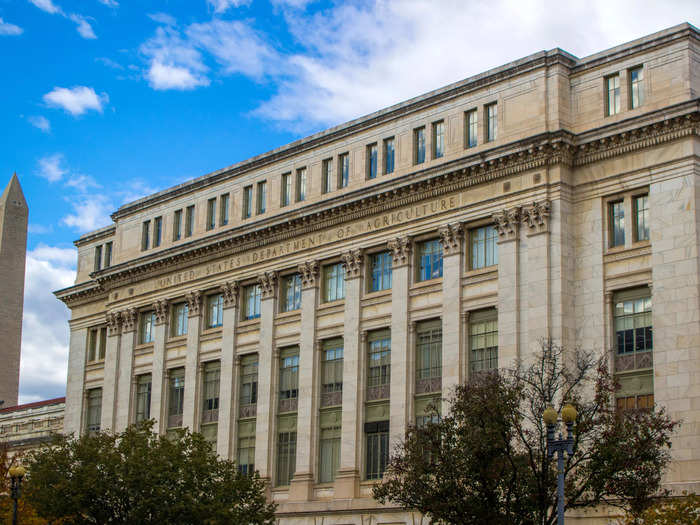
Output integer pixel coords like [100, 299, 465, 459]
[23, 421, 276, 525]
[620, 493, 700, 525]
[0, 442, 48, 525]
[373, 340, 679, 525]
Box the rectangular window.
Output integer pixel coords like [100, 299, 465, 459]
[239, 355, 258, 411]
[369, 251, 392, 292]
[634, 195, 649, 242]
[615, 292, 652, 355]
[606, 74, 621, 116]
[320, 340, 343, 408]
[207, 293, 223, 328]
[433, 121, 445, 159]
[281, 173, 292, 207]
[134, 374, 152, 423]
[153, 216, 162, 247]
[323, 263, 345, 302]
[610, 200, 625, 247]
[243, 284, 261, 320]
[416, 320, 442, 393]
[322, 159, 333, 194]
[243, 186, 253, 219]
[414, 127, 425, 164]
[616, 393, 654, 412]
[104, 241, 112, 268]
[296, 168, 307, 202]
[139, 311, 156, 344]
[486, 103, 498, 142]
[338, 153, 349, 188]
[318, 410, 341, 483]
[365, 420, 389, 480]
[470, 225, 498, 269]
[219, 194, 229, 226]
[257, 181, 267, 214]
[173, 209, 183, 241]
[94, 244, 102, 272]
[383, 137, 395, 174]
[629, 67, 644, 109]
[167, 369, 185, 429]
[466, 109, 478, 148]
[469, 311, 498, 376]
[279, 351, 299, 405]
[367, 333, 391, 401]
[417, 239, 443, 281]
[141, 220, 150, 251]
[185, 205, 195, 237]
[87, 326, 107, 362]
[201, 362, 220, 425]
[280, 273, 302, 312]
[85, 388, 102, 434]
[367, 143, 378, 179]
[171, 302, 189, 337]
[206, 198, 216, 230]
[415, 396, 440, 427]
[276, 427, 297, 486]
[237, 420, 256, 475]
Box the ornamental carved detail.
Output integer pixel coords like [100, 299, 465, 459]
[185, 290, 202, 317]
[521, 200, 551, 233]
[387, 236, 412, 266]
[298, 260, 319, 289]
[438, 222, 464, 255]
[120, 308, 137, 333]
[341, 248, 363, 280]
[153, 299, 169, 325]
[258, 271, 278, 299]
[106, 311, 121, 336]
[492, 206, 521, 241]
[221, 281, 239, 309]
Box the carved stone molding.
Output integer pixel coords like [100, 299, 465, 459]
[438, 222, 464, 256]
[522, 200, 551, 234]
[298, 260, 319, 289]
[258, 271, 278, 299]
[341, 248, 363, 280]
[221, 281, 239, 309]
[106, 311, 121, 336]
[120, 308, 137, 333]
[153, 299, 169, 325]
[185, 290, 202, 317]
[493, 206, 521, 242]
[387, 236, 412, 267]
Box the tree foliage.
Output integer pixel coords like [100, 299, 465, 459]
[373, 340, 679, 525]
[0, 442, 48, 525]
[23, 422, 276, 525]
[619, 493, 700, 525]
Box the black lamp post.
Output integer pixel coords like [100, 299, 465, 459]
[543, 404, 577, 525]
[9, 464, 26, 525]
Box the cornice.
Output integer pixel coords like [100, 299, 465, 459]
[54, 281, 106, 307]
[74, 225, 116, 247]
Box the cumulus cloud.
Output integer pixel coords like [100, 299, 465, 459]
[61, 194, 112, 232]
[69, 13, 96, 39]
[141, 26, 209, 90]
[206, 0, 251, 13]
[28, 0, 97, 39]
[28, 0, 61, 14]
[147, 61, 209, 90]
[28, 115, 51, 133]
[43, 86, 108, 116]
[0, 17, 23, 35]
[37, 153, 67, 182]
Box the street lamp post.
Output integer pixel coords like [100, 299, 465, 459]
[9, 465, 26, 525]
[543, 404, 577, 525]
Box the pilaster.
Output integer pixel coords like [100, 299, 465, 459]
[182, 290, 202, 431]
[150, 299, 169, 434]
[217, 281, 239, 458]
[494, 206, 521, 369]
[115, 308, 137, 431]
[100, 309, 131, 432]
[64, 326, 88, 436]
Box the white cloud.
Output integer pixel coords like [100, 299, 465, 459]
[28, 115, 51, 133]
[69, 13, 97, 39]
[61, 194, 112, 232]
[148, 12, 177, 26]
[0, 17, 23, 35]
[37, 153, 66, 182]
[65, 173, 100, 189]
[28, 0, 62, 15]
[147, 61, 209, 90]
[141, 26, 210, 90]
[43, 86, 108, 116]
[98, 0, 119, 7]
[206, 0, 251, 13]
[96, 56, 124, 70]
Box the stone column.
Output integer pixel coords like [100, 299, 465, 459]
[64, 326, 89, 436]
[217, 281, 239, 459]
[100, 310, 128, 431]
[334, 251, 363, 499]
[182, 291, 202, 431]
[150, 299, 169, 434]
[115, 309, 137, 431]
[440, 224, 464, 414]
[493, 206, 521, 370]
[290, 262, 321, 501]
[388, 236, 412, 451]
[255, 272, 279, 482]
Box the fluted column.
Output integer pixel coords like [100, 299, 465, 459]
[150, 300, 169, 434]
[115, 309, 137, 431]
[290, 262, 321, 500]
[388, 236, 412, 451]
[64, 326, 88, 436]
[494, 207, 521, 370]
[217, 282, 239, 458]
[440, 223, 464, 414]
[101, 310, 129, 431]
[182, 291, 202, 431]
[255, 272, 278, 481]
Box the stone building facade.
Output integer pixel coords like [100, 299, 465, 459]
[0, 398, 65, 455]
[56, 24, 700, 523]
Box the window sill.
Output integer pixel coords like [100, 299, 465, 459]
[318, 299, 344, 311]
[276, 309, 301, 319]
[364, 288, 392, 300]
[604, 242, 651, 262]
[238, 318, 261, 328]
[168, 335, 187, 343]
[201, 326, 222, 336]
[134, 342, 154, 351]
[464, 265, 497, 279]
[411, 277, 442, 290]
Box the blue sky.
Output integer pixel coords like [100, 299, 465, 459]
[1, 0, 697, 404]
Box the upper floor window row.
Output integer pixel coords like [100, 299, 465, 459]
[606, 65, 645, 117]
[93, 241, 113, 272]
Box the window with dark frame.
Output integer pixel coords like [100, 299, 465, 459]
[470, 225, 498, 269]
[433, 121, 445, 159]
[466, 109, 478, 148]
[469, 312, 498, 376]
[173, 209, 183, 241]
[243, 186, 253, 219]
[606, 74, 621, 116]
[141, 220, 150, 251]
[322, 159, 333, 194]
[104, 241, 112, 268]
[414, 127, 425, 164]
[281, 273, 302, 312]
[243, 284, 261, 320]
[367, 143, 378, 179]
[634, 195, 649, 242]
[219, 193, 230, 226]
[257, 181, 267, 214]
[139, 311, 156, 344]
[167, 369, 185, 429]
[486, 103, 498, 142]
[417, 239, 443, 281]
[323, 263, 345, 302]
[296, 168, 307, 202]
[171, 302, 188, 337]
[153, 216, 162, 247]
[629, 66, 644, 109]
[338, 153, 349, 188]
[281, 173, 292, 207]
[383, 137, 395, 174]
[94, 244, 102, 271]
[185, 205, 195, 237]
[207, 293, 223, 328]
[134, 374, 152, 423]
[610, 200, 625, 247]
[369, 251, 392, 292]
[206, 198, 216, 230]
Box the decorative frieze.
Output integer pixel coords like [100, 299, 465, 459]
[106, 311, 121, 337]
[387, 236, 412, 267]
[258, 271, 278, 299]
[120, 308, 137, 333]
[341, 249, 363, 280]
[153, 299, 169, 325]
[521, 200, 551, 234]
[492, 206, 521, 242]
[221, 281, 239, 309]
[438, 222, 464, 255]
[298, 260, 319, 289]
[185, 290, 202, 317]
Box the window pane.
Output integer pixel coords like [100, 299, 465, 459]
[418, 239, 443, 281]
[415, 128, 425, 164]
[384, 138, 395, 174]
[614, 293, 652, 354]
[635, 195, 649, 242]
[467, 110, 478, 147]
[470, 317, 498, 376]
[433, 121, 444, 158]
[610, 201, 625, 247]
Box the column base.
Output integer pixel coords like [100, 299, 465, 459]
[334, 468, 360, 499]
[289, 472, 314, 501]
